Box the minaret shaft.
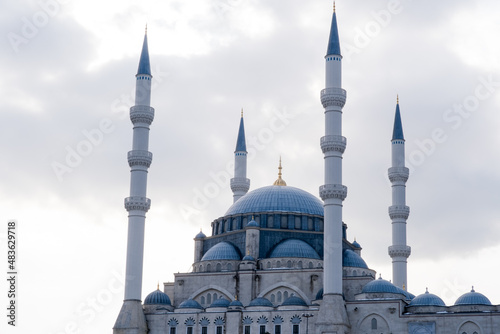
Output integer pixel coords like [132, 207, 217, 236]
[230, 114, 250, 202]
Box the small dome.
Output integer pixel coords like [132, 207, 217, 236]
[315, 288, 324, 300]
[282, 296, 307, 307]
[248, 297, 273, 307]
[352, 240, 361, 248]
[396, 287, 414, 301]
[409, 290, 445, 307]
[229, 299, 244, 307]
[247, 218, 259, 227]
[454, 288, 491, 306]
[178, 299, 203, 309]
[361, 277, 400, 294]
[343, 249, 368, 269]
[201, 242, 241, 261]
[269, 239, 320, 259]
[144, 289, 171, 305]
[209, 298, 230, 308]
[195, 230, 206, 239]
[242, 254, 255, 261]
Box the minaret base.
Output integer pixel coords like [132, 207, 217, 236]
[113, 300, 147, 334]
[315, 294, 350, 334]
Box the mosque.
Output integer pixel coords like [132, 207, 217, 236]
[112, 6, 500, 334]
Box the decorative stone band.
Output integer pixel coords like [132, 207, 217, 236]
[320, 135, 347, 154]
[388, 205, 410, 219]
[319, 184, 347, 201]
[388, 244, 411, 258]
[130, 105, 155, 125]
[128, 150, 153, 167]
[388, 167, 409, 182]
[124, 196, 151, 212]
[230, 177, 250, 193]
[320, 87, 347, 108]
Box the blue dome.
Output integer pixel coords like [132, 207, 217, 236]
[409, 290, 445, 307]
[352, 240, 361, 248]
[248, 297, 273, 307]
[269, 239, 320, 259]
[315, 288, 324, 300]
[229, 299, 244, 307]
[225, 186, 324, 216]
[361, 278, 400, 294]
[201, 242, 241, 261]
[454, 289, 491, 306]
[396, 287, 414, 301]
[178, 299, 203, 309]
[343, 249, 368, 269]
[144, 289, 171, 305]
[195, 231, 206, 239]
[242, 254, 255, 261]
[210, 298, 230, 308]
[247, 219, 259, 227]
[282, 296, 307, 307]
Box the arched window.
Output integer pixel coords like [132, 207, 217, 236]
[309, 262, 313, 269]
[213, 293, 218, 301]
[216, 263, 222, 272]
[206, 263, 211, 272]
[200, 296, 205, 305]
[371, 318, 377, 330]
[227, 263, 232, 271]
[283, 291, 289, 300]
[207, 293, 211, 304]
[287, 260, 292, 268]
[271, 294, 275, 303]
[277, 291, 282, 303]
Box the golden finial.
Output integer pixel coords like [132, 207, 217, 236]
[397, 94, 399, 105]
[403, 283, 406, 291]
[333, 1, 336, 12]
[273, 156, 287, 186]
[145, 24, 148, 35]
[157, 281, 160, 290]
[241, 108, 243, 118]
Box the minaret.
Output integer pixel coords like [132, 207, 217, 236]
[230, 111, 250, 202]
[316, 4, 350, 333]
[113, 30, 154, 334]
[388, 97, 411, 289]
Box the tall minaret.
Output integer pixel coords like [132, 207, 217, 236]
[113, 30, 154, 334]
[230, 111, 250, 203]
[388, 97, 411, 290]
[316, 5, 350, 333]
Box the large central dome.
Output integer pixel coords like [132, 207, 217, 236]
[225, 185, 324, 216]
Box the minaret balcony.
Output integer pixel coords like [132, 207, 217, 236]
[319, 184, 347, 201]
[230, 177, 250, 193]
[320, 135, 347, 154]
[130, 105, 155, 125]
[124, 196, 151, 212]
[388, 205, 410, 219]
[388, 245, 411, 258]
[128, 150, 153, 167]
[320, 87, 346, 108]
[388, 167, 409, 182]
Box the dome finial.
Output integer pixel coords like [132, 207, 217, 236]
[471, 286, 475, 292]
[397, 94, 399, 105]
[333, 1, 336, 12]
[145, 24, 148, 35]
[157, 281, 159, 290]
[273, 156, 287, 186]
[241, 108, 243, 118]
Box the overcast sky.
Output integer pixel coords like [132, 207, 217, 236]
[1, 0, 500, 333]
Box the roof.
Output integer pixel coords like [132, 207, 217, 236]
[282, 296, 307, 307]
[137, 34, 151, 76]
[201, 242, 241, 261]
[454, 288, 492, 306]
[209, 298, 230, 308]
[343, 249, 368, 269]
[225, 185, 324, 216]
[269, 239, 320, 259]
[178, 299, 203, 309]
[195, 230, 206, 239]
[144, 289, 171, 305]
[361, 277, 401, 294]
[392, 102, 405, 140]
[326, 11, 341, 56]
[409, 290, 446, 307]
[235, 116, 246, 152]
[248, 297, 273, 307]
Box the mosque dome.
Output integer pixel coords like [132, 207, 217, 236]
[269, 239, 320, 259]
[247, 218, 259, 227]
[454, 288, 491, 306]
[242, 254, 255, 261]
[225, 185, 324, 216]
[209, 298, 230, 308]
[195, 230, 206, 239]
[361, 277, 400, 294]
[229, 299, 243, 307]
[178, 299, 203, 309]
[144, 289, 171, 305]
[408, 290, 445, 307]
[342, 249, 368, 268]
[282, 296, 308, 307]
[201, 242, 241, 261]
[352, 240, 361, 248]
[248, 297, 273, 307]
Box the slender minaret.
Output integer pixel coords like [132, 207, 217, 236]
[388, 97, 411, 290]
[316, 5, 350, 333]
[113, 30, 154, 334]
[230, 111, 250, 202]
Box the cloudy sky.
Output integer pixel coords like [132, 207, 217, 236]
[1, 0, 500, 333]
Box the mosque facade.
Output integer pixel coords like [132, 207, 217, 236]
[113, 6, 500, 334]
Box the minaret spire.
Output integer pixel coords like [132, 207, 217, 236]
[316, 5, 350, 333]
[388, 97, 411, 290]
[273, 157, 287, 186]
[113, 32, 155, 334]
[230, 111, 250, 203]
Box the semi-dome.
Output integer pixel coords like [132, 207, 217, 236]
[454, 288, 491, 306]
[343, 249, 368, 268]
[282, 296, 308, 307]
[209, 297, 230, 308]
[409, 290, 445, 307]
[248, 297, 273, 307]
[144, 289, 171, 305]
[178, 299, 203, 309]
[361, 277, 400, 294]
[269, 239, 320, 259]
[201, 242, 241, 261]
[225, 185, 324, 216]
